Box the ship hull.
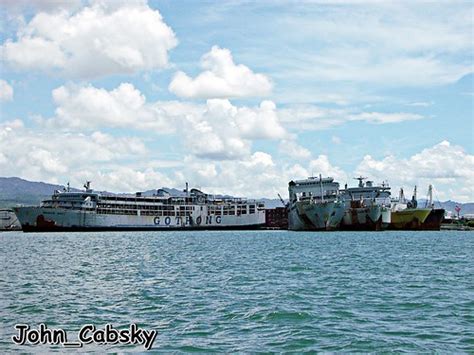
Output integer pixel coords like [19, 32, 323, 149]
[420, 209, 445, 230]
[389, 208, 432, 230]
[341, 205, 391, 231]
[289, 200, 345, 231]
[288, 203, 314, 231]
[14, 207, 266, 232]
[0, 209, 22, 231]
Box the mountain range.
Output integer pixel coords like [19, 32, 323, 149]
[0, 177, 472, 214]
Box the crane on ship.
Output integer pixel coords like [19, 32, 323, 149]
[277, 193, 288, 209]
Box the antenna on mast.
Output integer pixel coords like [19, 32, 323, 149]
[354, 176, 367, 188]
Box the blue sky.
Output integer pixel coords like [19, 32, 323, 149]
[0, 0, 473, 201]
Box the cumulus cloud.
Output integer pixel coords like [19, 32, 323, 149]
[1, 119, 471, 201]
[0, 119, 285, 195]
[1, 0, 82, 13]
[169, 46, 272, 99]
[308, 155, 348, 184]
[279, 139, 312, 160]
[1, 1, 177, 78]
[0, 120, 147, 183]
[234, 100, 286, 139]
[181, 99, 251, 160]
[181, 99, 286, 160]
[356, 141, 474, 202]
[42, 83, 287, 160]
[189, 152, 347, 198]
[73, 166, 175, 193]
[178, 152, 286, 198]
[46, 83, 178, 132]
[0, 80, 14, 101]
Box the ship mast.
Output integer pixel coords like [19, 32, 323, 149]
[319, 174, 324, 202]
[84, 181, 91, 192]
[427, 184, 433, 208]
[277, 193, 287, 208]
[410, 185, 418, 208]
[399, 188, 405, 202]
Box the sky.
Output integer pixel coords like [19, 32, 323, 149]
[0, 0, 473, 202]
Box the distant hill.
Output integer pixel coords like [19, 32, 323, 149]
[0, 177, 69, 207]
[0, 177, 472, 214]
[423, 200, 474, 215]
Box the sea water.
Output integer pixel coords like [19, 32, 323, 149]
[0, 230, 473, 352]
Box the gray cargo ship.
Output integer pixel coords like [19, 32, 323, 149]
[288, 175, 345, 231]
[340, 177, 391, 231]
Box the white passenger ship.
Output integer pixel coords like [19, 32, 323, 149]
[14, 182, 266, 232]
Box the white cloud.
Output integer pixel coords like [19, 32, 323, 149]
[308, 155, 348, 184]
[1, 0, 82, 13]
[278, 104, 425, 130]
[277, 3, 473, 87]
[181, 99, 286, 160]
[407, 101, 433, 107]
[356, 141, 474, 202]
[279, 139, 311, 160]
[297, 49, 471, 87]
[1, 1, 177, 78]
[0, 80, 14, 101]
[73, 166, 174, 194]
[169, 46, 272, 99]
[331, 136, 341, 144]
[349, 112, 424, 124]
[2, 37, 66, 71]
[43, 83, 287, 160]
[278, 105, 348, 130]
[189, 152, 347, 198]
[234, 100, 286, 140]
[181, 99, 251, 160]
[1, 119, 471, 201]
[44, 83, 188, 133]
[179, 152, 286, 198]
[0, 120, 147, 183]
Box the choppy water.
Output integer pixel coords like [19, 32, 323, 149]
[0, 230, 473, 352]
